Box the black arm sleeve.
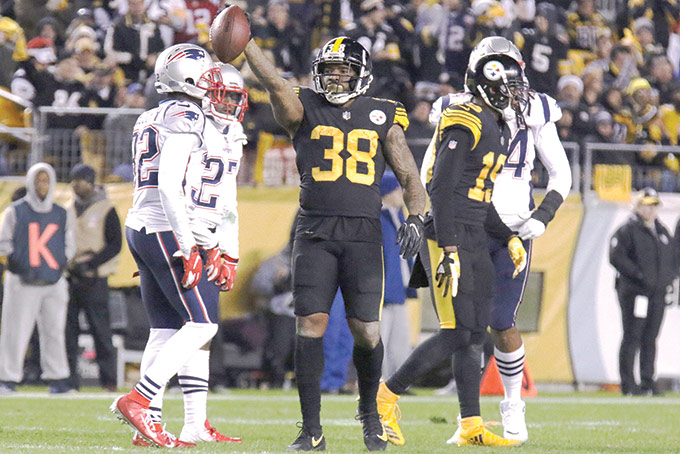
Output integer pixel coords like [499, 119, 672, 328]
[531, 189, 564, 225]
[485, 202, 515, 242]
[86, 208, 122, 269]
[430, 127, 471, 247]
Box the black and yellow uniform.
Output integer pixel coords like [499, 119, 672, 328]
[423, 101, 510, 330]
[292, 87, 409, 321]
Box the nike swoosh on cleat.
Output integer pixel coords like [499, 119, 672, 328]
[377, 429, 388, 441]
[312, 435, 323, 447]
[506, 431, 519, 435]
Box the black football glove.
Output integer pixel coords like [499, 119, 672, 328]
[397, 214, 424, 259]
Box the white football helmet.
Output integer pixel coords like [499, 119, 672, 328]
[207, 63, 248, 123]
[154, 43, 223, 101]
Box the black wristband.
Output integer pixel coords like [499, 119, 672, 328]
[531, 190, 564, 225]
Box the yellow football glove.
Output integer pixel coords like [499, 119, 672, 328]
[507, 236, 527, 278]
[435, 250, 461, 298]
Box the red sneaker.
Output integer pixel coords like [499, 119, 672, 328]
[132, 426, 197, 448]
[110, 394, 165, 447]
[131, 432, 150, 447]
[180, 420, 243, 443]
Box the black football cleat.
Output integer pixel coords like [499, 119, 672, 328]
[357, 410, 388, 451]
[288, 423, 325, 451]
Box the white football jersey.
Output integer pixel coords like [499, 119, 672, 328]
[425, 91, 571, 230]
[185, 117, 246, 257]
[126, 99, 206, 235]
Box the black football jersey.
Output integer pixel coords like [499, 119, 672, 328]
[425, 101, 510, 227]
[293, 87, 409, 218]
[519, 29, 568, 97]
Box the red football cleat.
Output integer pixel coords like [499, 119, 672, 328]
[133, 426, 197, 448]
[110, 394, 165, 447]
[180, 419, 243, 443]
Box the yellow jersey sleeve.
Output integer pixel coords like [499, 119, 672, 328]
[438, 104, 482, 149]
[394, 104, 409, 131]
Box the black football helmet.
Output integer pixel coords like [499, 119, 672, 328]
[312, 37, 373, 104]
[465, 37, 529, 124]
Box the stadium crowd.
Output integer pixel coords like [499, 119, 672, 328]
[2, 0, 680, 188]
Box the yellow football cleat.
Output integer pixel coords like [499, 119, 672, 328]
[376, 382, 405, 446]
[456, 416, 521, 447]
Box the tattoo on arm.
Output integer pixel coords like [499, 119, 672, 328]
[244, 40, 303, 135]
[385, 124, 426, 216]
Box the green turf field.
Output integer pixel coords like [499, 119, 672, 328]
[0, 389, 679, 453]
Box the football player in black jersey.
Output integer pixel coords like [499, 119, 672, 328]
[376, 45, 528, 447]
[244, 36, 426, 451]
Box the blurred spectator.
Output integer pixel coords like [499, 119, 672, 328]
[647, 54, 680, 105]
[83, 65, 119, 109]
[0, 163, 75, 394]
[660, 87, 680, 145]
[430, 0, 474, 84]
[35, 17, 64, 55]
[626, 77, 670, 145]
[470, 0, 512, 42]
[630, 17, 664, 58]
[345, 0, 412, 104]
[11, 37, 59, 107]
[557, 75, 592, 137]
[0, 16, 28, 88]
[566, 0, 608, 54]
[556, 107, 574, 142]
[251, 0, 310, 78]
[628, 0, 680, 49]
[103, 82, 145, 176]
[514, 2, 568, 97]
[405, 0, 443, 82]
[103, 0, 165, 83]
[600, 86, 630, 142]
[582, 68, 605, 122]
[65, 163, 121, 392]
[67, 37, 102, 75]
[603, 44, 638, 91]
[609, 187, 675, 396]
[405, 99, 435, 169]
[586, 110, 631, 164]
[14, 0, 80, 39]
[251, 215, 297, 389]
[63, 23, 98, 57]
[171, 0, 221, 45]
[379, 171, 415, 378]
[584, 29, 614, 74]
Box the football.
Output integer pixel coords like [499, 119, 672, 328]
[209, 5, 250, 63]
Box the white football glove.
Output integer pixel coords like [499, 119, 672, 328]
[518, 218, 546, 240]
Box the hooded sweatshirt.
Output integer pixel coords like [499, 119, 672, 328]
[0, 163, 75, 284]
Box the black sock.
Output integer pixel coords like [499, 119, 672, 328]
[454, 332, 484, 418]
[354, 340, 384, 413]
[386, 329, 468, 395]
[295, 335, 324, 432]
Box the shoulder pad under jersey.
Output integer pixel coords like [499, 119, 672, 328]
[524, 91, 562, 127]
[162, 100, 206, 134]
[429, 92, 474, 126]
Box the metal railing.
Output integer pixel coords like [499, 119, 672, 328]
[4, 105, 680, 194]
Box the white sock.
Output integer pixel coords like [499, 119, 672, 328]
[143, 322, 217, 392]
[494, 344, 525, 402]
[179, 349, 210, 430]
[139, 329, 176, 424]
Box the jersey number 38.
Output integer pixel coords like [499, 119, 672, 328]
[311, 125, 378, 186]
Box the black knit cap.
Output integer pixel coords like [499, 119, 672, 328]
[69, 163, 95, 184]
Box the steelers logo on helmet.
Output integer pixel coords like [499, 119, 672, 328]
[467, 54, 527, 115]
[482, 60, 504, 81]
[312, 37, 373, 105]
